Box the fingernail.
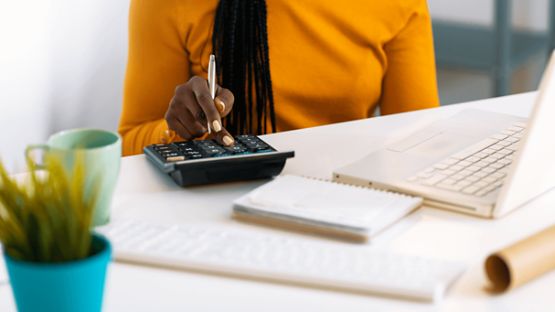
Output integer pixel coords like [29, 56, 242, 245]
[163, 129, 176, 143]
[212, 120, 222, 132]
[215, 98, 226, 113]
[223, 135, 234, 146]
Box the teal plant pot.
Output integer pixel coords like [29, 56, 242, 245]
[3, 234, 111, 312]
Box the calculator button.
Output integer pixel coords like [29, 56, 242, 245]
[155, 146, 172, 151]
[162, 152, 181, 157]
[225, 145, 248, 154]
[166, 156, 185, 162]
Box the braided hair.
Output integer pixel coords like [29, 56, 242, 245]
[212, 0, 276, 135]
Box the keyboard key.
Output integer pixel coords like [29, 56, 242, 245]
[505, 143, 519, 151]
[502, 129, 517, 135]
[442, 178, 457, 185]
[459, 170, 474, 177]
[490, 144, 505, 151]
[443, 158, 459, 166]
[456, 180, 473, 188]
[483, 176, 498, 184]
[441, 169, 457, 176]
[493, 162, 508, 169]
[498, 158, 512, 165]
[437, 183, 464, 192]
[434, 163, 450, 170]
[491, 134, 509, 140]
[498, 149, 513, 155]
[421, 174, 448, 186]
[451, 138, 498, 160]
[463, 185, 480, 195]
[464, 176, 481, 183]
[457, 160, 472, 167]
[451, 174, 466, 181]
[474, 181, 489, 189]
[508, 126, 524, 132]
[475, 161, 490, 168]
[466, 166, 481, 172]
[466, 156, 481, 163]
[483, 167, 497, 174]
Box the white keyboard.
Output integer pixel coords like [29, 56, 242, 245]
[408, 122, 526, 197]
[98, 220, 465, 302]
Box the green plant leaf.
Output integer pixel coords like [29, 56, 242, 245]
[0, 154, 99, 262]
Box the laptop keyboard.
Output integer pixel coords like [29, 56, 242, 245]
[408, 122, 526, 197]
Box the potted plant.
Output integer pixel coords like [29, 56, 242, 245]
[0, 155, 111, 312]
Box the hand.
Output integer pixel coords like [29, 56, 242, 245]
[165, 76, 235, 146]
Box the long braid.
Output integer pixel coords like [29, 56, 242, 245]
[213, 0, 276, 135]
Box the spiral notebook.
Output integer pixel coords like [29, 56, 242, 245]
[232, 175, 423, 242]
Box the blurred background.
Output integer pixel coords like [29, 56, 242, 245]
[0, 0, 552, 172]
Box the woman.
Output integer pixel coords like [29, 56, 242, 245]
[119, 0, 439, 156]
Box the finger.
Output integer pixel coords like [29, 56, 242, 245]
[178, 86, 209, 129]
[176, 108, 207, 138]
[215, 86, 234, 117]
[208, 127, 235, 147]
[168, 95, 207, 137]
[166, 114, 192, 141]
[190, 77, 223, 133]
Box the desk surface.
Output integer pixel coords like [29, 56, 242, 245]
[2, 92, 554, 311]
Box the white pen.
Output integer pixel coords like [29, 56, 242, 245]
[207, 54, 216, 134]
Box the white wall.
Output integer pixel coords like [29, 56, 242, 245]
[0, 1, 52, 172]
[48, 0, 129, 133]
[0, 0, 130, 173]
[0, 0, 551, 173]
[428, 0, 550, 31]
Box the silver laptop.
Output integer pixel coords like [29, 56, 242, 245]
[333, 52, 555, 218]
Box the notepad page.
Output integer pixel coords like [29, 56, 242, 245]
[244, 175, 422, 232]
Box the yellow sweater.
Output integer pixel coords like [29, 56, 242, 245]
[119, 0, 439, 156]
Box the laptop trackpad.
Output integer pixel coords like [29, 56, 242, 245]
[405, 131, 476, 158]
[387, 130, 443, 152]
[403, 131, 476, 158]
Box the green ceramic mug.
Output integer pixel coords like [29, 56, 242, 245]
[26, 129, 121, 226]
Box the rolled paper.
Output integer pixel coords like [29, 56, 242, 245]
[485, 225, 555, 292]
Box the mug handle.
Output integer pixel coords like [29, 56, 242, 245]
[25, 144, 50, 170]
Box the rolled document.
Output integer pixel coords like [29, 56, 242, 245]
[485, 225, 555, 292]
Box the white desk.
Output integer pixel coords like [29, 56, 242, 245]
[2, 92, 555, 311]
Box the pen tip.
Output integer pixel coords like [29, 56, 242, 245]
[210, 54, 215, 62]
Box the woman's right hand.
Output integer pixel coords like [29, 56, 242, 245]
[165, 76, 235, 146]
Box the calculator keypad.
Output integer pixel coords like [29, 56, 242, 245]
[150, 135, 275, 162]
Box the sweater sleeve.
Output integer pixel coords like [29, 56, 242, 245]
[379, 0, 440, 115]
[118, 0, 189, 156]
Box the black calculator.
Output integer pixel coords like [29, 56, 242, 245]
[144, 135, 294, 186]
